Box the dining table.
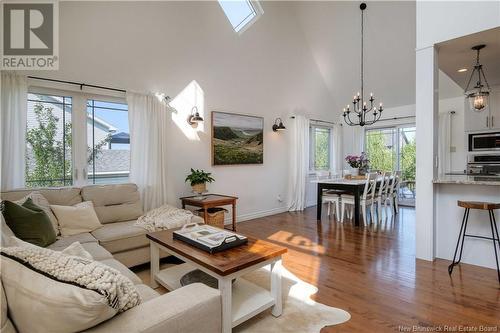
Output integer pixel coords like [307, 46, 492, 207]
[314, 176, 396, 226]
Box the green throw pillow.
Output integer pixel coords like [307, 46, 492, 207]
[1, 198, 57, 247]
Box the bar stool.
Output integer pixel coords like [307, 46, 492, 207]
[448, 201, 500, 283]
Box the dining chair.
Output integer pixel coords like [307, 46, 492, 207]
[340, 172, 378, 225]
[316, 170, 341, 219]
[383, 171, 401, 215]
[374, 172, 389, 222]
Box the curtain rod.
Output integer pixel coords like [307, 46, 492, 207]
[290, 116, 337, 125]
[376, 115, 415, 122]
[28, 76, 126, 93]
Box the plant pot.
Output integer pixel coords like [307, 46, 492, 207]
[192, 183, 207, 194]
[351, 168, 359, 176]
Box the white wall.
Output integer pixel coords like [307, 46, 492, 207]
[417, 1, 500, 50]
[415, 0, 500, 261]
[30, 1, 334, 221]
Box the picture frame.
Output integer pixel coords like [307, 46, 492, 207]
[211, 111, 264, 166]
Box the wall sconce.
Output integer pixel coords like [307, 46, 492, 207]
[188, 106, 204, 126]
[272, 118, 286, 132]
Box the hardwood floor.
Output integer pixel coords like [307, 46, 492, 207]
[234, 206, 500, 332]
[134, 206, 500, 332]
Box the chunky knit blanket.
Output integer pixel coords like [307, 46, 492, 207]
[1, 245, 141, 312]
[135, 204, 194, 232]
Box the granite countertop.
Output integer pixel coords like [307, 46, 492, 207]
[433, 174, 500, 186]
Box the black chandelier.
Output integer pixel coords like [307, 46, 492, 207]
[464, 44, 491, 112]
[343, 3, 383, 127]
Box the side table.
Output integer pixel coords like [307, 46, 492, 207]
[180, 194, 238, 231]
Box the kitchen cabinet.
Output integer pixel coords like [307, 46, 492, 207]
[490, 90, 500, 130]
[464, 89, 500, 131]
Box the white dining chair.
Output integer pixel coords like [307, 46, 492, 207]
[374, 172, 389, 222]
[340, 173, 378, 225]
[316, 171, 341, 219]
[383, 171, 401, 216]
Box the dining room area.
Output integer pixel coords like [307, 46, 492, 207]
[311, 169, 402, 226]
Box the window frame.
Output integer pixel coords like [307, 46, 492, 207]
[27, 84, 129, 187]
[218, 0, 264, 35]
[309, 124, 332, 172]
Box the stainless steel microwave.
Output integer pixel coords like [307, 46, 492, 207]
[468, 132, 500, 152]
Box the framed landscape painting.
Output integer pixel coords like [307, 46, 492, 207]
[211, 111, 264, 165]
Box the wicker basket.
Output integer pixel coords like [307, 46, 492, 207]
[192, 183, 207, 194]
[197, 208, 227, 229]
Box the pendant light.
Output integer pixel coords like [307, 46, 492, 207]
[464, 44, 491, 112]
[343, 2, 383, 127]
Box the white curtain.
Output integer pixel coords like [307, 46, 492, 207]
[332, 123, 343, 172]
[127, 92, 169, 212]
[438, 112, 451, 175]
[0, 73, 28, 191]
[288, 115, 309, 211]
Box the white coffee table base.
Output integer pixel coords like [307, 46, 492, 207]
[150, 242, 283, 333]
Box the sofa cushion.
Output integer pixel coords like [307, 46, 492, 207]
[0, 215, 15, 247]
[1, 187, 82, 206]
[82, 184, 143, 224]
[13, 191, 59, 234]
[91, 220, 148, 253]
[99, 258, 142, 285]
[49, 232, 98, 248]
[1, 245, 141, 333]
[48, 241, 112, 262]
[0, 279, 17, 333]
[134, 284, 160, 302]
[51, 201, 103, 237]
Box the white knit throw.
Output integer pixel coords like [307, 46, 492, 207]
[135, 204, 194, 232]
[1, 245, 141, 312]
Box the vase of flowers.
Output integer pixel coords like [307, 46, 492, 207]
[345, 153, 369, 176]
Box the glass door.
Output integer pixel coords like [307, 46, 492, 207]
[364, 124, 416, 206]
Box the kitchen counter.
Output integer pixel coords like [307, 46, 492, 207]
[433, 174, 500, 186]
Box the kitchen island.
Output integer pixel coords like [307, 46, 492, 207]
[433, 175, 500, 270]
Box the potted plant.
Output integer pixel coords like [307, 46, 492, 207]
[185, 168, 215, 195]
[345, 153, 370, 176]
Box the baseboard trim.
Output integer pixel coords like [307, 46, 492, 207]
[224, 206, 289, 225]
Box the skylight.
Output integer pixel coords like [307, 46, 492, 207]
[218, 0, 263, 34]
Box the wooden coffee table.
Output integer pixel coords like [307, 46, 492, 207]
[180, 194, 238, 231]
[147, 229, 287, 333]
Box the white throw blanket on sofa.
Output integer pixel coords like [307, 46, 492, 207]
[134, 204, 194, 232]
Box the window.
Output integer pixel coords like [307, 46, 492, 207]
[218, 0, 263, 34]
[25, 90, 130, 188]
[26, 93, 73, 187]
[87, 99, 130, 184]
[310, 125, 331, 171]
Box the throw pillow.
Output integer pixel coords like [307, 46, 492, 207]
[50, 201, 102, 237]
[61, 241, 94, 260]
[0, 244, 141, 333]
[8, 237, 94, 260]
[14, 191, 59, 235]
[0, 199, 57, 247]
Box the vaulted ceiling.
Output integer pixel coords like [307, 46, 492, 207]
[292, 1, 417, 112]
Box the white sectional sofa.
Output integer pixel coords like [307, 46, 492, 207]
[0, 184, 220, 333]
[1, 183, 204, 268]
